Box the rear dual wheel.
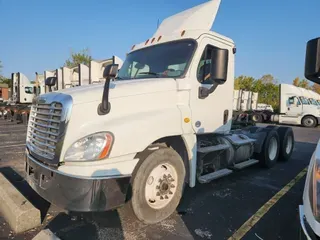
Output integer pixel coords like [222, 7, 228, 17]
[257, 126, 294, 167]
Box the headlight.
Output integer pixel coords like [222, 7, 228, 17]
[64, 132, 114, 162]
[310, 152, 320, 221]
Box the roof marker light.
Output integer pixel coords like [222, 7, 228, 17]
[131, 45, 135, 50]
[151, 38, 155, 43]
[158, 36, 162, 42]
[181, 30, 186, 37]
[145, 39, 149, 45]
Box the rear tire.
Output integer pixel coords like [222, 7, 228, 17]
[251, 113, 263, 123]
[277, 127, 294, 161]
[131, 147, 186, 224]
[302, 116, 317, 128]
[257, 130, 280, 168]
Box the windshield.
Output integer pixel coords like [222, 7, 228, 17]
[117, 40, 196, 80]
[299, 96, 310, 105]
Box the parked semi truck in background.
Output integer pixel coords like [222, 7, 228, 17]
[3, 72, 37, 123]
[248, 83, 320, 128]
[299, 37, 320, 239]
[24, 0, 294, 224]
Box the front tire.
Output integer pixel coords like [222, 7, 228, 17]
[302, 116, 317, 128]
[131, 147, 186, 224]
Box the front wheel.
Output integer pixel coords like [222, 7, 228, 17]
[131, 147, 186, 224]
[302, 116, 317, 128]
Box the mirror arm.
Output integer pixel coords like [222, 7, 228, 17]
[198, 83, 218, 99]
[98, 78, 111, 115]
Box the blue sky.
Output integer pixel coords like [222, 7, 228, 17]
[0, 0, 319, 84]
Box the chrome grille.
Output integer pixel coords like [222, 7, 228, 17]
[27, 102, 63, 160]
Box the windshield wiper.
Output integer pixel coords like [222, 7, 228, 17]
[139, 72, 160, 77]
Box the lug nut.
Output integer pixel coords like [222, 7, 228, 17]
[169, 191, 173, 195]
[156, 185, 160, 189]
[156, 192, 160, 196]
[165, 195, 168, 199]
[171, 184, 175, 188]
[160, 196, 164, 200]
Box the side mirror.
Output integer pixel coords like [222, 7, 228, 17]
[305, 37, 320, 83]
[210, 48, 229, 85]
[45, 77, 57, 87]
[45, 77, 57, 93]
[103, 64, 119, 80]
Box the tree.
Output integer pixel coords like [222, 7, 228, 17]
[299, 79, 311, 89]
[0, 77, 12, 87]
[64, 48, 92, 68]
[292, 77, 311, 89]
[0, 60, 11, 87]
[293, 77, 300, 86]
[260, 74, 277, 85]
[312, 83, 320, 94]
[234, 75, 255, 91]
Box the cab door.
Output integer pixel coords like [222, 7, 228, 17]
[286, 96, 302, 117]
[189, 36, 235, 134]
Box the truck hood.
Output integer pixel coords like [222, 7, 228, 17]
[56, 78, 177, 105]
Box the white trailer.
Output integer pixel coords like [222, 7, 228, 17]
[89, 56, 123, 84]
[62, 66, 79, 88]
[299, 37, 320, 239]
[233, 89, 258, 112]
[25, 0, 294, 225]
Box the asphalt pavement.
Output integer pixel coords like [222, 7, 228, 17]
[0, 120, 318, 240]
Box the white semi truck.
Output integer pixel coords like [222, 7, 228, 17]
[24, 0, 295, 224]
[3, 73, 36, 123]
[299, 37, 320, 239]
[248, 83, 320, 127]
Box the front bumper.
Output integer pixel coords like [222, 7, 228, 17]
[299, 205, 319, 240]
[25, 153, 131, 212]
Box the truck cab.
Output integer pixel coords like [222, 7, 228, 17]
[279, 83, 320, 127]
[25, 0, 294, 224]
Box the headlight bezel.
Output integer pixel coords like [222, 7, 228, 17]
[64, 131, 114, 162]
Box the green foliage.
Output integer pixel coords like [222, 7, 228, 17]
[234, 75, 255, 91]
[64, 48, 93, 68]
[0, 60, 11, 88]
[0, 76, 12, 87]
[234, 74, 279, 111]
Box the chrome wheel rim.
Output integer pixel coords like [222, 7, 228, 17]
[286, 135, 293, 154]
[268, 137, 278, 161]
[145, 163, 178, 209]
